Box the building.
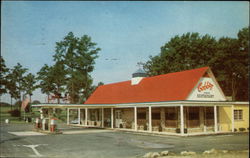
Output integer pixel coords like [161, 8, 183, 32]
[33, 67, 249, 136]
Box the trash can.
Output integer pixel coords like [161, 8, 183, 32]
[35, 118, 41, 129]
[42, 119, 48, 130]
[50, 118, 57, 132]
[5, 119, 9, 124]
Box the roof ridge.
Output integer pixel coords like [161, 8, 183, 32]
[99, 66, 209, 87]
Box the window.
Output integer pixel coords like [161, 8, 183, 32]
[188, 107, 199, 120]
[234, 110, 243, 120]
[137, 113, 146, 119]
[152, 113, 160, 120]
[165, 107, 177, 120]
[205, 107, 214, 119]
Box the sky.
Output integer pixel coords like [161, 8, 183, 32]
[1, 1, 249, 103]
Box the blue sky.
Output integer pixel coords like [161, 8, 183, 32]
[1, 1, 249, 103]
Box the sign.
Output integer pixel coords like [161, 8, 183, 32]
[187, 77, 226, 101]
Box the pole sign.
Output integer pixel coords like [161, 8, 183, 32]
[187, 77, 225, 101]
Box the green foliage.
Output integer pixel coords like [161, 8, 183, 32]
[0, 56, 9, 95]
[141, 27, 249, 101]
[32, 100, 41, 104]
[37, 64, 55, 96]
[53, 32, 101, 103]
[23, 73, 37, 102]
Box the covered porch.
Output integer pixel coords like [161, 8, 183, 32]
[32, 101, 238, 136]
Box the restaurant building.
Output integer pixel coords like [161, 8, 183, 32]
[33, 67, 249, 136]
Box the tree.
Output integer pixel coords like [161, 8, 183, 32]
[49, 61, 67, 103]
[53, 32, 100, 103]
[0, 56, 9, 96]
[142, 32, 217, 76]
[6, 71, 19, 109]
[23, 73, 37, 103]
[11, 63, 28, 106]
[37, 64, 55, 103]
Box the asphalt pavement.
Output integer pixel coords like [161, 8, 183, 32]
[0, 123, 249, 158]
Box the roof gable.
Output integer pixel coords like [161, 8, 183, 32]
[85, 67, 209, 104]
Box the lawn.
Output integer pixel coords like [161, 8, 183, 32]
[0, 105, 69, 125]
[0, 106, 40, 124]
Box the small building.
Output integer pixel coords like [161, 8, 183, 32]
[33, 67, 249, 136]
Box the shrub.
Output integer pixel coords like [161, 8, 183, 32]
[8, 109, 21, 117]
[234, 128, 237, 132]
[239, 128, 246, 132]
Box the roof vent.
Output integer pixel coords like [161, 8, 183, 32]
[131, 68, 147, 85]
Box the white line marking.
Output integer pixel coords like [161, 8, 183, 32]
[9, 131, 46, 136]
[14, 144, 47, 157]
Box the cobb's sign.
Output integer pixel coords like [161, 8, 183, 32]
[196, 80, 214, 98]
[197, 81, 214, 92]
[187, 77, 225, 101]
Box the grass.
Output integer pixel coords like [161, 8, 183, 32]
[0, 106, 69, 125]
[0, 106, 40, 124]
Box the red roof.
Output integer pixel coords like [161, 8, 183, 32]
[85, 67, 209, 104]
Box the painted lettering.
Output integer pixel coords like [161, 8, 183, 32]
[197, 81, 214, 92]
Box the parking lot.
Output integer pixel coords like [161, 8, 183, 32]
[0, 123, 249, 158]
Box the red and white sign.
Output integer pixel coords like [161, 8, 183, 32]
[187, 77, 226, 101]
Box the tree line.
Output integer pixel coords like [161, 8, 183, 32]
[140, 27, 249, 101]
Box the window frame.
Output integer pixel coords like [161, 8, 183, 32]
[234, 109, 243, 121]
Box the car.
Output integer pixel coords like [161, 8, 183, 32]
[70, 119, 79, 124]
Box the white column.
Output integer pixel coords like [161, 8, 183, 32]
[214, 106, 218, 133]
[148, 106, 152, 132]
[67, 108, 69, 125]
[231, 105, 234, 132]
[180, 105, 184, 135]
[101, 108, 104, 128]
[111, 108, 114, 129]
[78, 108, 81, 125]
[85, 108, 88, 126]
[134, 106, 137, 131]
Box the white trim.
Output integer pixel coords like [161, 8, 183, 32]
[180, 105, 184, 135]
[134, 106, 137, 131]
[232, 105, 234, 132]
[214, 106, 218, 133]
[32, 101, 248, 108]
[78, 108, 81, 125]
[85, 108, 88, 126]
[148, 106, 152, 132]
[67, 108, 69, 125]
[111, 108, 114, 129]
[101, 108, 104, 128]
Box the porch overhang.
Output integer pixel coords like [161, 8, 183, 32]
[31, 100, 248, 109]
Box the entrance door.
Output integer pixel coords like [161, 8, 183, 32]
[115, 110, 122, 128]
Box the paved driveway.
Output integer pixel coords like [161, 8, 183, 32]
[0, 123, 249, 158]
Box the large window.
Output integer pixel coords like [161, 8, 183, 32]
[152, 113, 160, 120]
[137, 113, 146, 119]
[205, 107, 214, 119]
[165, 107, 177, 120]
[234, 110, 243, 120]
[188, 107, 199, 120]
